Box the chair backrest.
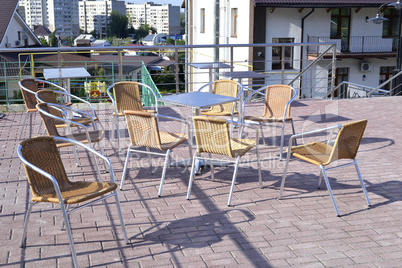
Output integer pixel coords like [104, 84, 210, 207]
[210, 80, 240, 114]
[124, 110, 162, 149]
[36, 89, 64, 118]
[263, 84, 294, 118]
[327, 119, 367, 163]
[112, 82, 144, 114]
[192, 116, 233, 157]
[19, 136, 70, 201]
[36, 102, 61, 136]
[19, 78, 39, 111]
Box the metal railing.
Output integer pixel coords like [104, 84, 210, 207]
[0, 42, 337, 105]
[308, 35, 397, 55]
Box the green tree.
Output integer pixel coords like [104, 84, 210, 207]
[49, 30, 58, 47]
[107, 11, 128, 38]
[180, 12, 185, 34]
[166, 38, 175, 45]
[39, 37, 48, 46]
[136, 24, 157, 39]
[175, 39, 185, 45]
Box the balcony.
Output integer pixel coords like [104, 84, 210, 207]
[308, 35, 397, 58]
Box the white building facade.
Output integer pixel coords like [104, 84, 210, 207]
[18, 0, 48, 29]
[187, 0, 398, 97]
[126, 2, 180, 35]
[78, 0, 126, 37]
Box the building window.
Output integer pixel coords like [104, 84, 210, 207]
[382, 9, 400, 38]
[272, 38, 294, 70]
[328, 68, 349, 97]
[231, 8, 238, 37]
[200, 8, 205, 33]
[330, 8, 350, 51]
[380, 66, 394, 90]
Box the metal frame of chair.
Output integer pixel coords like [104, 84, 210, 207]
[120, 110, 192, 196]
[279, 119, 371, 216]
[18, 78, 68, 139]
[197, 79, 244, 123]
[242, 84, 297, 160]
[187, 116, 262, 206]
[36, 102, 106, 171]
[18, 136, 129, 268]
[107, 81, 159, 152]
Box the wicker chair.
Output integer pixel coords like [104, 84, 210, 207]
[279, 119, 371, 216]
[242, 84, 297, 160]
[36, 89, 101, 129]
[187, 116, 262, 206]
[107, 81, 159, 151]
[18, 136, 129, 268]
[198, 80, 243, 121]
[18, 78, 68, 139]
[120, 110, 192, 196]
[36, 102, 105, 169]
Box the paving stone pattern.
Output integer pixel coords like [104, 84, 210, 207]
[1, 97, 402, 267]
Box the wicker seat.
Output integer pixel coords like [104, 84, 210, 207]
[279, 119, 371, 216]
[36, 89, 100, 129]
[107, 81, 159, 151]
[18, 136, 129, 268]
[36, 102, 105, 169]
[120, 110, 192, 196]
[198, 80, 243, 120]
[18, 78, 68, 139]
[187, 116, 262, 206]
[242, 84, 297, 160]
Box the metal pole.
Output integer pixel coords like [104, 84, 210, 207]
[392, 8, 402, 95]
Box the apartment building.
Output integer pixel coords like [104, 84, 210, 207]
[79, 0, 126, 37]
[18, 0, 48, 28]
[126, 2, 181, 35]
[187, 0, 398, 97]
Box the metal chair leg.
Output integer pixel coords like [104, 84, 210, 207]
[227, 156, 241, 206]
[320, 165, 340, 216]
[279, 120, 287, 161]
[278, 151, 292, 199]
[19, 201, 34, 248]
[354, 159, 371, 207]
[18, 111, 29, 140]
[209, 153, 215, 182]
[120, 145, 132, 190]
[186, 152, 198, 200]
[256, 144, 263, 188]
[158, 149, 170, 197]
[113, 191, 129, 244]
[146, 147, 153, 174]
[59, 202, 79, 268]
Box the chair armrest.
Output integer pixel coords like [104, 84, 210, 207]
[53, 136, 115, 182]
[226, 119, 260, 144]
[157, 114, 187, 124]
[197, 82, 214, 92]
[286, 124, 343, 154]
[48, 103, 96, 125]
[53, 90, 96, 117]
[34, 79, 69, 93]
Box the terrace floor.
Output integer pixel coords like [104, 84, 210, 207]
[1, 96, 402, 267]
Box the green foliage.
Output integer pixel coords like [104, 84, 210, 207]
[136, 24, 157, 39]
[175, 39, 185, 45]
[12, 90, 23, 104]
[107, 11, 129, 38]
[39, 37, 48, 46]
[49, 30, 58, 47]
[166, 38, 175, 45]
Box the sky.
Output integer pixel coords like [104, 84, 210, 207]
[124, 0, 183, 6]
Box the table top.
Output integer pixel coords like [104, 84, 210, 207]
[43, 67, 91, 80]
[160, 91, 239, 109]
[189, 62, 232, 70]
[222, 71, 266, 79]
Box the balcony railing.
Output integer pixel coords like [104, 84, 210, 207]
[308, 35, 397, 55]
[0, 42, 345, 106]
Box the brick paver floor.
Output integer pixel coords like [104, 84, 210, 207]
[1, 96, 402, 267]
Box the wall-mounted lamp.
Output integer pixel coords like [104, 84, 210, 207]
[363, 74, 367, 81]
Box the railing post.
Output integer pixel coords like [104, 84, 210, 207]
[281, 45, 285, 84]
[331, 44, 336, 99]
[175, 47, 179, 94]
